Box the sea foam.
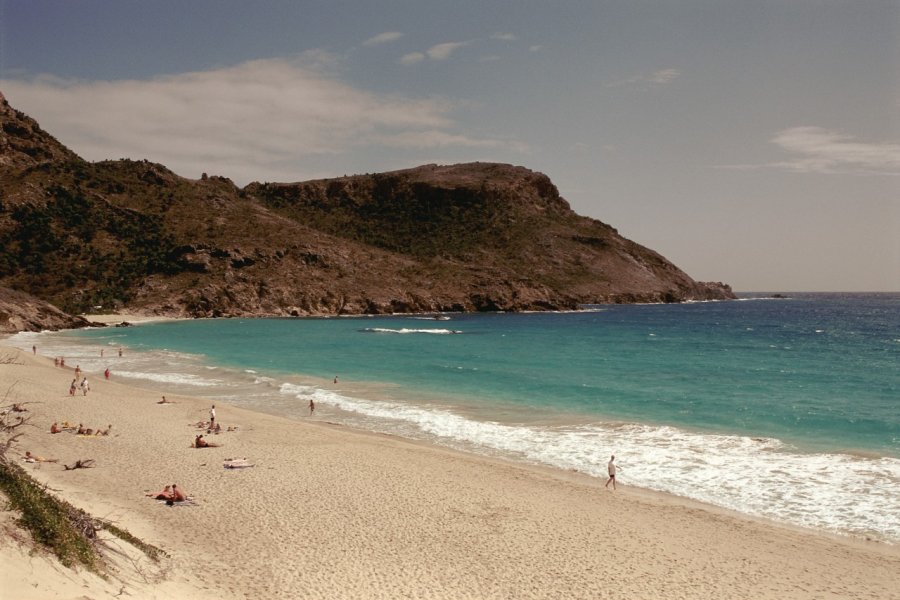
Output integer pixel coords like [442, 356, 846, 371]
[361, 327, 462, 335]
[279, 383, 900, 543]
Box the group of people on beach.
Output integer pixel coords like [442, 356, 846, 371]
[68, 375, 90, 396]
[49, 421, 111, 436]
[145, 484, 187, 504]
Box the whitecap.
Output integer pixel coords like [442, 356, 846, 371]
[361, 327, 462, 335]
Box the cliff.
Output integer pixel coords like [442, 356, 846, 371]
[0, 286, 93, 333]
[0, 91, 733, 325]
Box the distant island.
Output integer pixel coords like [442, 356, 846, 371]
[0, 91, 733, 331]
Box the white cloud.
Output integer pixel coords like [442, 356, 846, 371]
[377, 130, 528, 152]
[363, 31, 403, 46]
[400, 41, 472, 66]
[769, 127, 900, 174]
[399, 52, 425, 65]
[426, 41, 471, 61]
[647, 69, 681, 84]
[491, 32, 516, 41]
[2, 55, 524, 185]
[607, 68, 681, 89]
[529, 45, 543, 52]
[721, 127, 900, 175]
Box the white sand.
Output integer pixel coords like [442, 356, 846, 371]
[1, 347, 898, 599]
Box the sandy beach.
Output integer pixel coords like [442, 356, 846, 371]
[1, 344, 898, 600]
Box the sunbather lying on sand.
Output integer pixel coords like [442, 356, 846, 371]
[194, 434, 220, 448]
[63, 459, 95, 470]
[146, 485, 172, 500]
[24, 451, 58, 463]
[170, 484, 187, 502]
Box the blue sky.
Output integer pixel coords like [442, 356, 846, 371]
[2, 0, 898, 291]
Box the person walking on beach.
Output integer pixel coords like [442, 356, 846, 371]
[69, 379, 77, 396]
[605, 455, 617, 490]
[32, 345, 36, 355]
[80, 377, 90, 396]
[308, 398, 315, 415]
[104, 368, 110, 380]
[209, 405, 216, 429]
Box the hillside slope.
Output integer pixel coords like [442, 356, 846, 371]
[0, 91, 733, 320]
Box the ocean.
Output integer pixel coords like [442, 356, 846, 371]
[7, 293, 899, 543]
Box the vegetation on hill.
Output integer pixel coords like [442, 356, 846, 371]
[0, 91, 733, 322]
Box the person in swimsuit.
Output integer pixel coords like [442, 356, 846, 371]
[605, 455, 617, 490]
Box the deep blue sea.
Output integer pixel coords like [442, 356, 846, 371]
[9, 293, 899, 542]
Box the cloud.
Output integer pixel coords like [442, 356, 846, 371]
[770, 127, 900, 174]
[491, 32, 516, 41]
[607, 68, 681, 89]
[722, 127, 900, 175]
[399, 52, 425, 65]
[1, 55, 524, 184]
[377, 130, 529, 152]
[647, 69, 680, 84]
[400, 41, 471, 65]
[426, 41, 471, 60]
[363, 31, 403, 46]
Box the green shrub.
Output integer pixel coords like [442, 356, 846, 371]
[0, 459, 101, 571]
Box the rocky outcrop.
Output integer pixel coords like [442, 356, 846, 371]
[0, 286, 94, 333]
[0, 95, 735, 320]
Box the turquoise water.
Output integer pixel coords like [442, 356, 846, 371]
[10, 293, 900, 542]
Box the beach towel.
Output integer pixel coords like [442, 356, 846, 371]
[223, 458, 254, 469]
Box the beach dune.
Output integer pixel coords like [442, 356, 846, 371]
[1, 347, 897, 599]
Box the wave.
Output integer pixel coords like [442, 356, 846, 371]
[360, 327, 463, 335]
[11, 329, 898, 543]
[114, 370, 224, 387]
[280, 383, 900, 543]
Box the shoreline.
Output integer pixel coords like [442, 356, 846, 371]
[7, 321, 900, 545]
[1, 346, 898, 599]
[81, 312, 187, 326]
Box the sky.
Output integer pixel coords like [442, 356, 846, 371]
[1, 0, 898, 292]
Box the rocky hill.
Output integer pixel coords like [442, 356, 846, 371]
[0, 285, 93, 333]
[0, 90, 733, 322]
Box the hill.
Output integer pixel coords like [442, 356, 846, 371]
[0, 90, 733, 321]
